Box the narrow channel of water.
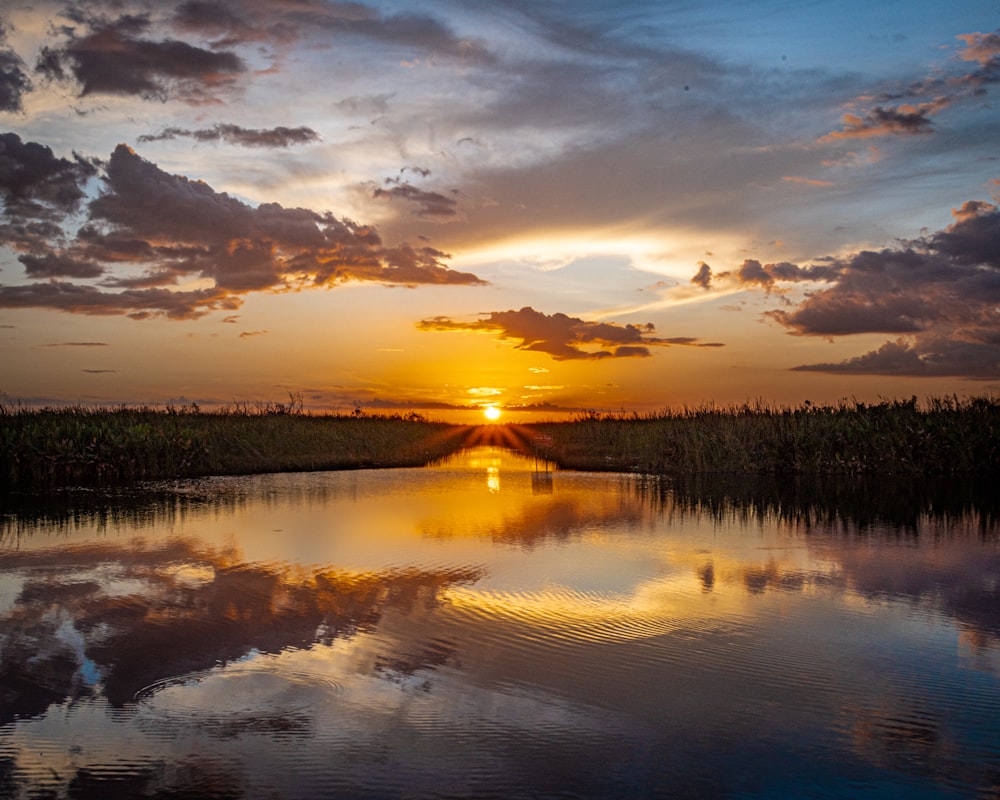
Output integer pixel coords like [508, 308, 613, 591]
[1, 447, 998, 798]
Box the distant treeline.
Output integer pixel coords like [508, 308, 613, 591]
[523, 396, 1000, 477]
[3, 396, 999, 492]
[0, 403, 470, 492]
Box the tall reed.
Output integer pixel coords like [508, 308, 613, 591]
[1, 404, 470, 492]
[522, 396, 1000, 476]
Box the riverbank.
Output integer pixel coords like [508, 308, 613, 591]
[3, 396, 998, 492]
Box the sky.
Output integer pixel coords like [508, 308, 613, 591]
[0, 0, 998, 422]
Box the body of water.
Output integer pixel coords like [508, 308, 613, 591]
[1, 447, 999, 798]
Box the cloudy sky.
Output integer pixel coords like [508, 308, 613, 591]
[1, 0, 998, 420]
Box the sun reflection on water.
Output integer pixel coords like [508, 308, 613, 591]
[2, 447, 999, 798]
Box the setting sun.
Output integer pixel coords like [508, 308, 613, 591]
[483, 405, 502, 422]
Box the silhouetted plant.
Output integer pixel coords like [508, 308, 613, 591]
[524, 396, 1000, 477]
[0, 403, 471, 491]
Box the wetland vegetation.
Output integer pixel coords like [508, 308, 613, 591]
[525, 395, 1000, 477]
[3, 395, 999, 492]
[0, 402, 469, 492]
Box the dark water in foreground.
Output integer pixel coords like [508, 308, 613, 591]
[1, 447, 999, 799]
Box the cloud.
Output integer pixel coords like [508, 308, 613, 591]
[820, 29, 1000, 142]
[35, 12, 245, 104]
[781, 175, 835, 187]
[239, 329, 268, 338]
[956, 31, 1000, 68]
[820, 101, 944, 141]
[0, 281, 241, 320]
[0, 23, 31, 112]
[764, 203, 1000, 337]
[0, 139, 485, 320]
[42, 341, 108, 347]
[372, 181, 459, 218]
[790, 337, 1000, 378]
[692, 259, 839, 293]
[81, 368, 116, 373]
[823, 345, 1000, 381]
[690, 261, 712, 289]
[930, 200, 1000, 267]
[334, 93, 394, 117]
[21, 252, 104, 279]
[418, 306, 722, 361]
[0, 133, 99, 224]
[698, 197, 1000, 378]
[172, 0, 493, 63]
[138, 124, 320, 148]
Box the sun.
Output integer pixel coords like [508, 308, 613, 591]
[483, 405, 502, 422]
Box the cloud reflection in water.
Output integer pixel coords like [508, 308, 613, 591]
[1, 447, 999, 797]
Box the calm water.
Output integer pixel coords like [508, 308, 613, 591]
[1, 447, 999, 799]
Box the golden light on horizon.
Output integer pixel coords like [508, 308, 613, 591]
[484, 405, 502, 421]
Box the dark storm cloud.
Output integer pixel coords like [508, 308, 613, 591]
[138, 124, 320, 148]
[35, 12, 245, 103]
[704, 198, 1000, 378]
[0, 139, 485, 319]
[0, 24, 31, 113]
[418, 306, 721, 361]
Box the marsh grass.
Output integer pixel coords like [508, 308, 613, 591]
[6, 396, 999, 492]
[1, 404, 470, 492]
[523, 396, 1000, 477]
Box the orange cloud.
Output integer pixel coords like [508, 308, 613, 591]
[820, 100, 947, 141]
[781, 176, 834, 187]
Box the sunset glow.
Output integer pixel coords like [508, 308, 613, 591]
[484, 406, 502, 422]
[0, 2, 997, 417]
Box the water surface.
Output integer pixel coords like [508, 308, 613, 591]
[1, 447, 999, 798]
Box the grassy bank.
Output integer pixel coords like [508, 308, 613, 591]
[522, 396, 1000, 477]
[1, 404, 470, 492]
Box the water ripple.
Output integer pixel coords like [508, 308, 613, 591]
[134, 662, 342, 739]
